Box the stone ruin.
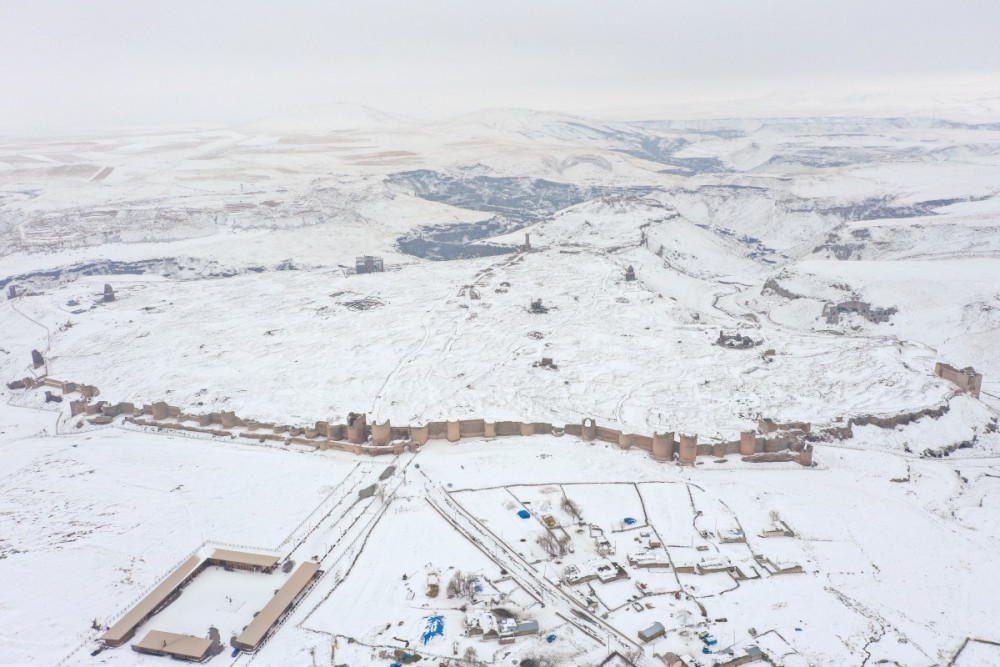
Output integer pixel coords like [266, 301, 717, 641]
[31, 350, 45, 369]
[533, 357, 557, 370]
[625, 265, 636, 281]
[935, 362, 983, 399]
[716, 331, 761, 349]
[103, 284, 115, 302]
[355, 256, 384, 274]
[529, 298, 549, 314]
[740, 420, 814, 466]
[458, 285, 481, 300]
[823, 300, 897, 325]
[6, 284, 16, 300]
[762, 277, 802, 300]
[519, 233, 531, 252]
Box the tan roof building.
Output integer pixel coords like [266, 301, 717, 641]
[208, 549, 280, 572]
[234, 561, 320, 652]
[132, 630, 212, 662]
[101, 555, 204, 647]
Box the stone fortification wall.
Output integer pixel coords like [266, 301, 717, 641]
[13, 377, 818, 467]
[820, 403, 951, 440]
[459, 419, 486, 438]
[595, 426, 621, 443]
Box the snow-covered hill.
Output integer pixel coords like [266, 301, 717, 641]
[1, 104, 999, 666]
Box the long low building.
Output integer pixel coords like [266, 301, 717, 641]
[233, 561, 320, 652]
[131, 630, 213, 662]
[101, 555, 204, 647]
[207, 549, 279, 573]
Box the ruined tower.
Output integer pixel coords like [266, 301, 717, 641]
[799, 444, 814, 467]
[652, 432, 674, 460]
[409, 425, 429, 445]
[678, 433, 698, 464]
[372, 420, 392, 447]
[347, 412, 367, 444]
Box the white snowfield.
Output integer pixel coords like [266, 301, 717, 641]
[1, 100, 999, 666]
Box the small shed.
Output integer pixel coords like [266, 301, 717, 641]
[638, 621, 665, 643]
[514, 620, 539, 636]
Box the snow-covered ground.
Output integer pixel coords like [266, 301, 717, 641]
[1, 103, 999, 666]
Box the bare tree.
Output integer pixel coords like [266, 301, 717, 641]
[460, 645, 481, 666]
[447, 570, 472, 599]
[560, 495, 582, 522]
[536, 531, 570, 558]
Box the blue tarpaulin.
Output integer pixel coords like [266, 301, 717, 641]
[421, 616, 444, 645]
[517, 510, 531, 519]
[623, 517, 637, 525]
[546, 634, 557, 643]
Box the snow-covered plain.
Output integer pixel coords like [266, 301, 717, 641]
[1, 101, 999, 666]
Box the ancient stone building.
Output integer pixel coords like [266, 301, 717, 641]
[103, 284, 115, 302]
[355, 256, 384, 274]
[717, 331, 759, 349]
[625, 265, 636, 281]
[935, 362, 983, 399]
[823, 300, 897, 324]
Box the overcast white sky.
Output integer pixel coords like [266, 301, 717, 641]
[1, 0, 998, 130]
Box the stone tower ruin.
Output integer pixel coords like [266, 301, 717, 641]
[678, 433, 698, 464]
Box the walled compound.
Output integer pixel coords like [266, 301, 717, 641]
[99, 544, 319, 656]
[9, 375, 817, 466]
